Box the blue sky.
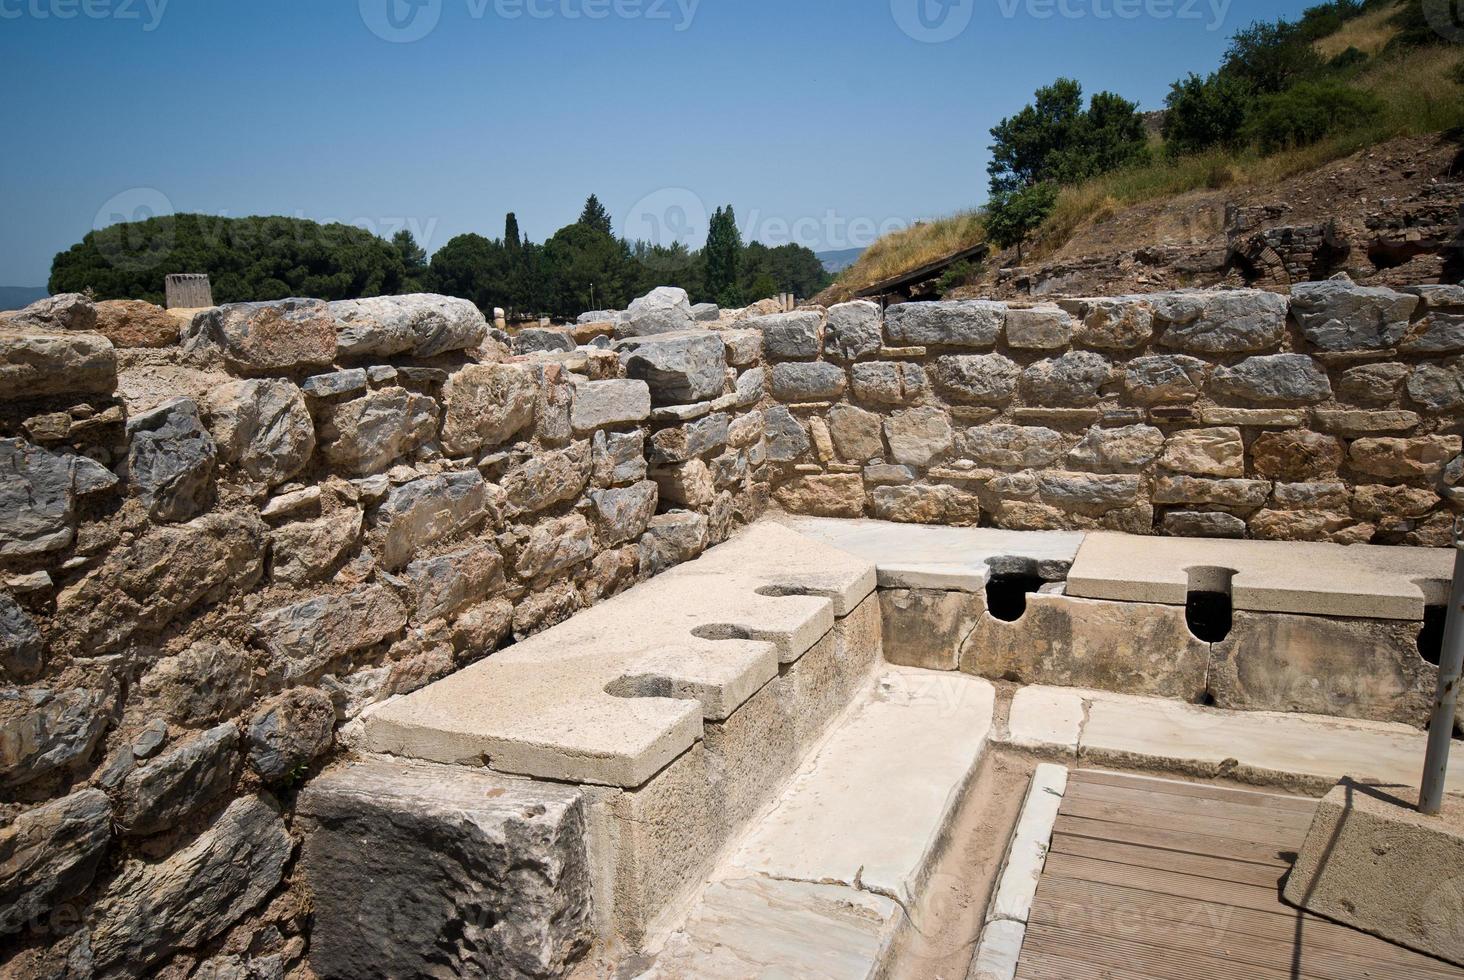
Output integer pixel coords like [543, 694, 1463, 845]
[0, 0, 1317, 286]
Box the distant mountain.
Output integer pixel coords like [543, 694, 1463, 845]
[0, 286, 48, 312]
[816, 248, 865, 274]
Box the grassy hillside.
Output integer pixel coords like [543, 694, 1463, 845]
[826, 1, 1462, 301]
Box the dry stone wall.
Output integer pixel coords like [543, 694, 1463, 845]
[0, 292, 770, 978]
[758, 277, 1464, 546]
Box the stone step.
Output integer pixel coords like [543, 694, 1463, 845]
[643, 668, 996, 979]
[1007, 686, 1464, 795]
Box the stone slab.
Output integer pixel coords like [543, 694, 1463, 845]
[986, 763, 1067, 926]
[1067, 531, 1454, 620]
[783, 516, 1084, 591]
[727, 668, 995, 906]
[365, 522, 876, 787]
[1283, 782, 1464, 967]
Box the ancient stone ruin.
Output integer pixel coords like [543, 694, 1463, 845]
[2, 279, 1463, 978]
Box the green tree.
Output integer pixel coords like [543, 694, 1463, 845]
[578, 195, 614, 237]
[704, 206, 743, 308]
[392, 229, 429, 291]
[1243, 81, 1384, 154]
[1220, 19, 1324, 95]
[428, 233, 512, 313]
[543, 222, 634, 319]
[987, 79, 1147, 193]
[985, 183, 1059, 263]
[505, 212, 521, 252]
[740, 242, 832, 300]
[1162, 72, 1254, 156]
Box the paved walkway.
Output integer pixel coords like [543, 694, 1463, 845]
[1017, 770, 1464, 979]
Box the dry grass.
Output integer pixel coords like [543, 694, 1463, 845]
[822, 210, 985, 302]
[1314, 3, 1401, 59]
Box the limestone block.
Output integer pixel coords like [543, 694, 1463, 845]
[932, 354, 1020, 406]
[770, 362, 847, 402]
[1400, 313, 1464, 354]
[137, 640, 260, 728]
[826, 404, 884, 462]
[881, 587, 984, 671]
[716, 328, 761, 366]
[1123, 354, 1208, 404]
[1251, 429, 1343, 481]
[762, 406, 811, 463]
[126, 397, 217, 522]
[620, 286, 695, 338]
[885, 300, 1004, 347]
[1211, 611, 1431, 726]
[0, 327, 116, 400]
[617, 331, 728, 406]
[592, 428, 647, 486]
[638, 511, 710, 576]
[653, 459, 715, 509]
[403, 542, 505, 622]
[2, 292, 96, 333]
[1271, 481, 1351, 511]
[0, 438, 114, 558]
[1073, 297, 1154, 350]
[502, 441, 590, 515]
[571, 379, 651, 433]
[1350, 435, 1462, 482]
[330, 294, 487, 358]
[1153, 288, 1288, 353]
[515, 513, 596, 579]
[1021, 352, 1111, 407]
[590, 481, 659, 546]
[246, 687, 335, 784]
[373, 470, 490, 569]
[755, 311, 825, 360]
[1152, 475, 1271, 508]
[205, 378, 315, 487]
[963, 424, 1070, 470]
[318, 387, 438, 476]
[825, 301, 882, 361]
[255, 585, 407, 681]
[1407, 358, 1464, 412]
[269, 509, 363, 586]
[851, 361, 928, 405]
[884, 407, 954, 467]
[1290, 278, 1417, 350]
[0, 683, 113, 787]
[960, 593, 1209, 700]
[0, 592, 43, 681]
[1284, 783, 1464, 967]
[183, 299, 336, 372]
[1162, 510, 1247, 538]
[1005, 306, 1072, 350]
[1338, 362, 1409, 406]
[1035, 471, 1142, 515]
[872, 484, 981, 526]
[514, 327, 575, 355]
[1351, 484, 1438, 521]
[773, 473, 865, 518]
[116, 722, 237, 836]
[734, 366, 765, 406]
[302, 368, 368, 399]
[1249, 509, 1368, 543]
[440, 363, 538, 456]
[1160, 427, 1244, 478]
[1210, 354, 1332, 405]
[1066, 424, 1163, 473]
[0, 788, 111, 936]
[1311, 409, 1420, 436]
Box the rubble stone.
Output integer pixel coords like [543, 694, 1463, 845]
[126, 397, 217, 522]
[184, 300, 336, 372]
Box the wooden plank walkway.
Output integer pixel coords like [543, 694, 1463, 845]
[1017, 769, 1464, 980]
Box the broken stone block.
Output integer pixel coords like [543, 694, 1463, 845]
[184, 299, 337, 372]
[826, 404, 885, 462]
[1210, 354, 1332, 405]
[885, 300, 1004, 347]
[515, 513, 596, 580]
[1290, 278, 1417, 351]
[616, 331, 727, 406]
[246, 688, 335, 784]
[513, 327, 576, 355]
[620, 286, 695, 337]
[825, 301, 882, 361]
[440, 363, 538, 457]
[90, 796, 292, 976]
[1122, 354, 1208, 405]
[773, 474, 866, 518]
[571, 379, 651, 433]
[1021, 352, 1111, 407]
[1162, 511, 1247, 538]
[638, 511, 709, 576]
[1073, 298, 1154, 350]
[0, 591, 43, 681]
[931, 354, 1020, 406]
[269, 508, 363, 586]
[590, 481, 659, 546]
[0, 788, 111, 936]
[502, 442, 590, 515]
[137, 640, 260, 729]
[0, 438, 113, 559]
[881, 588, 984, 671]
[592, 429, 647, 486]
[302, 368, 369, 399]
[0, 327, 116, 400]
[763, 407, 811, 463]
[851, 361, 928, 405]
[403, 542, 505, 622]
[653, 458, 715, 509]
[206, 379, 315, 487]
[374, 471, 490, 569]
[318, 387, 439, 476]
[884, 407, 954, 467]
[0, 684, 113, 787]
[2, 292, 96, 333]
[255, 585, 407, 681]
[1338, 362, 1409, 406]
[126, 397, 217, 522]
[297, 758, 592, 980]
[1160, 427, 1244, 478]
[1350, 436, 1462, 482]
[117, 722, 238, 836]
[1407, 358, 1464, 412]
[755, 311, 825, 360]
[1251, 429, 1343, 481]
[330, 294, 487, 359]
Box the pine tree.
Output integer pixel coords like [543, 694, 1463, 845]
[578, 195, 613, 237]
[704, 205, 743, 308]
[505, 213, 521, 252]
[391, 229, 427, 273]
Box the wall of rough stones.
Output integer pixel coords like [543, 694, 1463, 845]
[759, 277, 1464, 546]
[0, 290, 770, 979]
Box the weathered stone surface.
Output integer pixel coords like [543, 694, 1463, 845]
[571, 379, 651, 433]
[1151, 476, 1271, 508]
[932, 354, 1020, 406]
[3, 293, 97, 333]
[1074, 298, 1153, 350]
[302, 369, 368, 399]
[590, 481, 658, 545]
[653, 458, 716, 509]
[403, 543, 505, 623]
[515, 513, 595, 580]
[1066, 424, 1164, 474]
[1036, 471, 1142, 514]
[1290, 279, 1418, 351]
[256, 585, 408, 681]
[319, 387, 439, 476]
[1160, 427, 1244, 478]
[502, 442, 590, 515]
[0, 327, 116, 400]
[1407, 359, 1464, 412]
[872, 484, 981, 526]
[774, 474, 865, 518]
[1271, 482, 1351, 511]
[620, 286, 695, 337]
[1350, 436, 1462, 481]
[879, 589, 984, 671]
[118, 722, 238, 836]
[298, 758, 591, 980]
[1351, 484, 1438, 520]
[617, 331, 727, 406]
[958, 424, 1063, 470]
[1311, 409, 1420, 436]
[206, 379, 314, 487]
[825, 301, 882, 362]
[1210, 354, 1332, 405]
[851, 362, 927, 406]
[884, 407, 953, 467]
[1250, 430, 1344, 481]
[440, 364, 538, 456]
[825, 405, 884, 462]
[755, 311, 825, 360]
[513, 328, 576, 355]
[1249, 509, 1365, 543]
[1152, 289, 1288, 353]
[1212, 612, 1431, 725]
[691, 303, 721, 322]
[374, 471, 489, 569]
[93, 299, 178, 348]
[138, 641, 259, 729]
[1005, 306, 1073, 350]
[184, 299, 337, 372]
[638, 511, 710, 576]
[1022, 352, 1112, 407]
[246, 688, 335, 784]
[1162, 511, 1247, 538]
[0, 788, 111, 936]
[330, 294, 487, 359]
[91, 796, 292, 976]
[770, 362, 847, 401]
[763, 407, 811, 463]
[717, 328, 761, 367]
[126, 397, 217, 522]
[1400, 313, 1464, 354]
[270, 509, 363, 586]
[962, 593, 1209, 699]
[56, 511, 267, 655]
[885, 301, 1004, 347]
[0, 438, 112, 558]
[0, 684, 112, 787]
[1338, 362, 1409, 406]
[0, 592, 43, 681]
[592, 429, 647, 486]
[1123, 355, 1208, 405]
